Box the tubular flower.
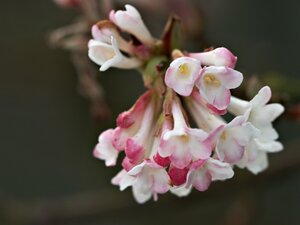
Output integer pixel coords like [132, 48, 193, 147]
[164, 57, 201, 96]
[189, 47, 237, 68]
[90, 4, 284, 203]
[159, 100, 212, 169]
[228, 86, 285, 174]
[112, 160, 170, 203]
[109, 5, 155, 46]
[88, 36, 141, 71]
[186, 95, 259, 164]
[93, 129, 119, 167]
[196, 66, 243, 110]
[91, 23, 134, 54]
[186, 158, 234, 191]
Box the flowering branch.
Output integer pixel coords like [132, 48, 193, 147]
[89, 4, 284, 203]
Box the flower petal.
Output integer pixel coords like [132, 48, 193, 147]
[250, 86, 271, 106]
[206, 158, 234, 181]
[165, 57, 201, 96]
[93, 129, 119, 166]
[109, 4, 154, 45]
[189, 169, 212, 192]
[111, 170, 135, 191]
[170, 185, 192, 197]
[246, 152, 268, 174]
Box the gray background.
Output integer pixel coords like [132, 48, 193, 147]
[0, 0, 300, 225]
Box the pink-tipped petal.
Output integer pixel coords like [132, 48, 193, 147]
[196, 66, 243, 110]
[189, 47, 237, 68]
[93, 129, 119, 167]
[190, 169, 212, 192]
[111, 169, 135, 191]
[116, 90, 152, 128]
[206, 158, 234, 181]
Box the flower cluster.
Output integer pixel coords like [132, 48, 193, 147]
[90, 4, 284, 203]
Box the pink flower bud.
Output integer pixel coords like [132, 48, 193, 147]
[116, 90, 153, 128]
[189, 47, 237, 68]
[168, 166, 189, 186]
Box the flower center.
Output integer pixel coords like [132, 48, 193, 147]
[178, 63, 190, 75]
[179, 135, 190, 143]
[107, 52, 116, 59]
[203, 74, 220, 87]
[220, 131, 227, 140]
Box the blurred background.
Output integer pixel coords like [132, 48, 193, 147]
[0, 0, 300, 224]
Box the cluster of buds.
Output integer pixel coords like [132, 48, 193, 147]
[90, 4, 284, 203]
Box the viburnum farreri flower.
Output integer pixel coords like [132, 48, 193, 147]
[89, 4, 284, 203]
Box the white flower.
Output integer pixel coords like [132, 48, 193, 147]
[159, 100, 212, 169]
[228, 86, 285, 173]
[112, 160, 170, 204]
[88, 36, 141, 71]
[109, 4, 155, 46]
[165, 57, 201, 96]
[112, 91, 155, 171]
[93, 129, 119, 167]
[186, 158, 234, 192]
[196, 66, 243, 110]
[186, 96, 259, 164]
[214, 112, 260, 164]
[91, 24, 134, 54]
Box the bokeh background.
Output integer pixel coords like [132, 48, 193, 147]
[1, 0, 300, 225]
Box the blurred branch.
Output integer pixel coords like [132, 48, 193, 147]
[71, 52, 110, 120]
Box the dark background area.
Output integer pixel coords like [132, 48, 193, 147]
[0, 0, 299, 225]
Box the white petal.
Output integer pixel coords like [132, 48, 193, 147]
[190, 169, 212, 192]
[132, 184, 152, 204]
[258, 103, 285, 122]
[110, 4, 154, 45]
[207, 158, 234, 181]
[250, 86, 271, 106]
[247, 152, 269, 174]
[128, 161, 146, 176]
[94, 129, 119, 166]
[170, 185, 192, 197]
[165, 57, 201, 96]
[255, 139, 283, 153]
[111, 170, 135, 191]
[152, 169, 170, 193]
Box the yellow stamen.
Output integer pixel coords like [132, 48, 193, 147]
[178, 63, 190, 75]
[220, 131, 227, 140]
[203, 74, 221, 87]
[180, 135, 190, 143]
